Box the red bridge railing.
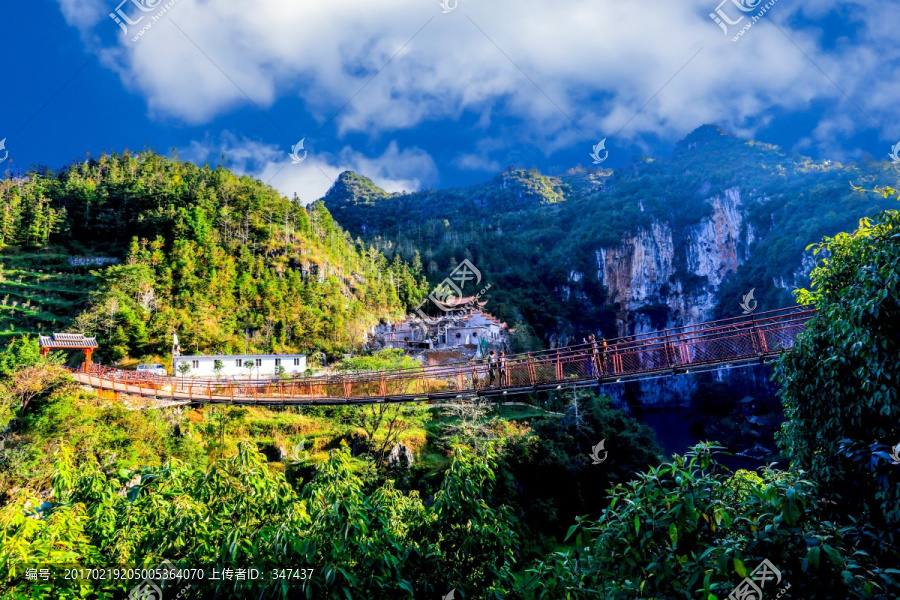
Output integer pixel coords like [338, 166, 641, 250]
[75, 306, 815, 405]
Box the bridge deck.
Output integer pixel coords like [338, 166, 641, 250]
[73, 306, 814, 406]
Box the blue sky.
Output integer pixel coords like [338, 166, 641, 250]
[2, 0, 898, 201]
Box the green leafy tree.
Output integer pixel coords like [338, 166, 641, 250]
[0, 442, 519, 599]
[176, 361, 190, 382]
[779, 202, 900, 531]
[0, 337, 67, 420]
[0, 336, 44, 378]
[525, 443, 890, 599]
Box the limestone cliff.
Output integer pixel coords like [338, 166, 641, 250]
[594, 187, 753, 335]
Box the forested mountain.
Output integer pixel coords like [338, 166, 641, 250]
[0, 152, 428, 359]
[324, 125, 900, 343]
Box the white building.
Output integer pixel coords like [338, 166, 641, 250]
[372, 304, 509, 351]
[173, 354, 307, 378]
[445, 311, 504, 346]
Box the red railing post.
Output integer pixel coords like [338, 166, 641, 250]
[758, 327, 769, 354]
[749, 315, 762, 354]
[664, 332, 673, 367]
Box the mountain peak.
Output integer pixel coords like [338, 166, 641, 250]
[324, 171, 391, 205]
[677, 124, 737, 149]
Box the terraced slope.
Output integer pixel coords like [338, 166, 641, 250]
[0, 247, 112, 344]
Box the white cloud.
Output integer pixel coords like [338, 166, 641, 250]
[183, 132, 436, 202]
[59, 0, 900, 153]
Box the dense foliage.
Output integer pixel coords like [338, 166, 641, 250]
[497, 392, 662, 553]
[1, 443, 518, 599]
[778, 198, 900, 536]
[0, 336, 67, 423]
[0, 152, 429, 358]
[526, 443, 895, 599]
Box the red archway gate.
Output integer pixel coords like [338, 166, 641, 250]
[39, 333, 99, 371]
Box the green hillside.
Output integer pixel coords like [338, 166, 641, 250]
[0, 152, 428, 360]
[0, 249, 100, 344]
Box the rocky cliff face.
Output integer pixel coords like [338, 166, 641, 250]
[595, 187, 752, 335]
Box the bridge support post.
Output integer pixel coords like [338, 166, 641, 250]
[664, 332, 674, 367]
[750, 315, 767, 354]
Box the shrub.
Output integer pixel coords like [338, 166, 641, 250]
[524, 443, 892, 599]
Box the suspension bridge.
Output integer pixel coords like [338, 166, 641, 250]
[71, 306, 815, 406]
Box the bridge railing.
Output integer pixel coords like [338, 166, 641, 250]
[76, 306, 816, 402]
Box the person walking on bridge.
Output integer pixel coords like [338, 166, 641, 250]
[600, 337, 610, 375]
[499, 351, 508, 387]
[487, 350, 498, 387]
[588, 335, 600, 377]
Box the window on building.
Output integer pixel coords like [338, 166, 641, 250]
[275, 358, 281, 366]
[293, 358, 301, 366]
[236, 359, 242, 367]
[192, 360, 199, 369]
[255, 358, 262, 367]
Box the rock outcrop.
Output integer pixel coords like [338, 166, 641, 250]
[596, 188, 752, 334]
[386, 443, 414, 469]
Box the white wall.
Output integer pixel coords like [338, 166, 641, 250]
[173, 355, 307, 378]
